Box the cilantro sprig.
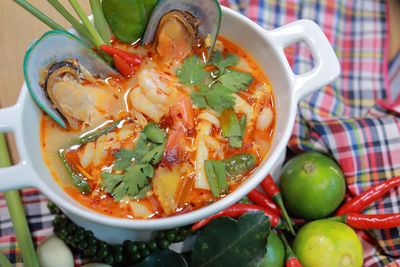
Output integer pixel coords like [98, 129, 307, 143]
[176, 50, 254, 113]
[100, 122, 166, 201]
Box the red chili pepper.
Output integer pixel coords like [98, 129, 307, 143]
[332, 213, 400, 229]
[100, 44, 142, 66]
[247, 189, 283, 217]
[260, 174, 296, 235]
[278, 230, 303, 267]
[191, 203, 285, 230]
[335, 175, 400, 216]
[113, 54, 135, 78]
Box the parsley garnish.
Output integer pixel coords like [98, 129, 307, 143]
[212, 50, 239, 73]
[177, 52, 254, 113]
[100, 123, 166, 201]
[176, 54, 206, 85]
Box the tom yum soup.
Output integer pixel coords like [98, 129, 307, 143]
[40, 14, 275, 219]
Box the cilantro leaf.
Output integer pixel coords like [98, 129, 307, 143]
[212, 50, 239, 74]
[191, 83, 236, 113]
[100, 172, 127, 201]
[191, 92, 208, 108]
[143, 122, 166, 144]
[141, 143, 165, 165]
[124, 164, 150, 196]
[176, 55, 206, 85]
[218, 69, 254, 92]
[113, 149, 137, 171]
[206, 83, 236, 113]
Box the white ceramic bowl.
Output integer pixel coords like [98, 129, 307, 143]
[0, 7, 339, 243]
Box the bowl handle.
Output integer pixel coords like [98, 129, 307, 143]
[269, 19, 341, 102]
[0, 104, 37, 192]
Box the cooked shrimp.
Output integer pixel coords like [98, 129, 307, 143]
[130, 68, 181, 122]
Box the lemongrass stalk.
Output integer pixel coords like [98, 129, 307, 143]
[0, 134, 39, 267]
[68, 0, 104, 48]
[89, 0, 110, 45]
[46, 0, 96, 45]
[13, 0, 64, 31]
[0, 252, 13, 267]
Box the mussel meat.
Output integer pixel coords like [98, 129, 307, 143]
[42, 59, 113, 130]
[142, 0, 221, 61]
[24, 31, 117, 129]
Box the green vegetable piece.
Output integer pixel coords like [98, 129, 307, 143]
[229, 136, 243, 148]
[136, 249, 188, 267]
[190, 212, 270, 267]
[205, 160, 228, 197]
[102, 0, 156, 43]
[212, 50, 239, 74]
[218, 69, 254, 92]
[220, 109, 246, 148]
[176, 55, 206, 85]
[58, 150, 91, 194]
[240, 115, 247, 136]
[143, 122, 166, 144]
[224, 153, 257, 179]
[78, 120, 120, 145]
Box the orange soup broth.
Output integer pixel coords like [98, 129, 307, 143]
[40, 36, 275, 219]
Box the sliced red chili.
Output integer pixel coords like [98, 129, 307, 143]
[112, 54, 135, 78]
[247, 189, 282, 216]
[100, 44, 142, 66]
[191, 203, 285, 230]
[335, 175, 400, 216]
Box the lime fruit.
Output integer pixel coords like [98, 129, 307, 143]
[259, 231, 284, 267]
[279, 152, 345, 219]
[293, 219, 363, 267]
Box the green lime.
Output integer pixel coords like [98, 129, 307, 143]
[279, 152, 345, 219]
[259, 231, 285, 267]
[293, 219, 363, 267]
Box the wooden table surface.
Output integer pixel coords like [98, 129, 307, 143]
[1, 0, 400, 162]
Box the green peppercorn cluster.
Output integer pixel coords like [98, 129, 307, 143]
[47, 202, 194, 265]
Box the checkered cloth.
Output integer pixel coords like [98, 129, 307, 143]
[1, 0, 400, 266]
[222, 0, 400, 266]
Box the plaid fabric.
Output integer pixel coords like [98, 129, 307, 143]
[222, 0, 400, 266]
[1, 0, 400, 266]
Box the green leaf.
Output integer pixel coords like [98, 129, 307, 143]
[206, 83, 236, 113]
[124, 164, 152, 196]
[218, 69, 254, 92]
[191, 92, 208, 109]
[205, 160, 228, 197]
[143, 122, 166, 144]
[136, 249, 188, 267]
[100, 172, 123, 193]
[176, 55, 206, 85]
[190, 212, 271, 267]
[102, 0, 154, 43]
[141, 143, 165, 165]
[212, 50, 239, 74]
[113, 149, 136, 170]
[142, 0, 158, 21]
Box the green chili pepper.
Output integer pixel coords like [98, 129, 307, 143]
[224, 153, 257, 178]
[77, 120, 120, 145]
[58, 150, 91, 194]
